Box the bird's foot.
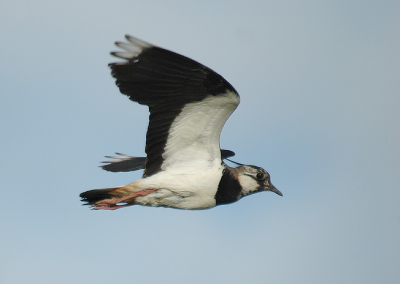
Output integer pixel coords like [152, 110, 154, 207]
[94, 189, 157, 210]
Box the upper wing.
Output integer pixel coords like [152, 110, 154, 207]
[101, 150, 236, 173]
[109, 35, 240, 177]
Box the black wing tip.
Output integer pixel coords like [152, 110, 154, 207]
[109, 35, 153, 66]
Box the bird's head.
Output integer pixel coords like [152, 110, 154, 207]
[237, 165, 282, 198]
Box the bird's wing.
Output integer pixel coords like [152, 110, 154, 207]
[100, 153, 146, 172]
[100, 150, 236, 173]
[109, 35, 240, 177]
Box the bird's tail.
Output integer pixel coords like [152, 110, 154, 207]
[80, 185, 138, 207]
[80, 182, 151, 210]
[80, 187, 120, 206]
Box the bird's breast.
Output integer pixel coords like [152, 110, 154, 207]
[135, 159, 224, 209]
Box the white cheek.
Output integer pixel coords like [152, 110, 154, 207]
[238, 175, 259, 196]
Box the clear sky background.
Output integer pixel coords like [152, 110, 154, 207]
[1, 0, 399, 283]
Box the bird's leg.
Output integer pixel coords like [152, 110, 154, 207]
[93, 203, 130, 210]
[94, 189, 157, 210]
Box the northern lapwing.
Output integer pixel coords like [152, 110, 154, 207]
[80, 35, 282, 210]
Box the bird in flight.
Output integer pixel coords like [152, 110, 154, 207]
[80, 35, 282, 210]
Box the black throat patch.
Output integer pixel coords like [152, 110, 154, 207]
[215, 166, 242, 205]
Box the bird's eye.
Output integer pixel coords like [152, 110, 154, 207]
[256, 173, 264, 180]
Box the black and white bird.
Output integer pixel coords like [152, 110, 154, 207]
[80, 35, 282, 210]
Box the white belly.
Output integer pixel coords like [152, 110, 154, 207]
[134, 159, 224, 209]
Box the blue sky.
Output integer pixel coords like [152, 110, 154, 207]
[1, 0, 399, 283]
